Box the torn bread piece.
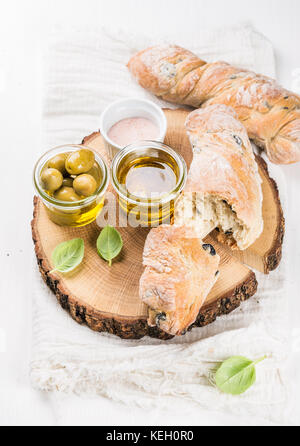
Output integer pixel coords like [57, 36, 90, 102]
[175, 105, 263, 250]
[140, 225, 220, 336]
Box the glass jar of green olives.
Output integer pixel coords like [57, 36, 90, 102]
[34, 145, 109, 227]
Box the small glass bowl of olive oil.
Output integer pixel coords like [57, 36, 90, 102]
[111, 141, 187, 227]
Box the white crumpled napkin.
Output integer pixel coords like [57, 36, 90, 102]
[31, 24, 292, 424]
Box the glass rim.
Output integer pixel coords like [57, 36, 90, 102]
[111, 140, 187, 206]
[33, 144, 109, 209]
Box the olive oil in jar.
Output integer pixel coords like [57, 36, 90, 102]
[112, 143, 187, 227]
[121, 159, 177, 198]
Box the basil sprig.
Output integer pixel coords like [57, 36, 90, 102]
[215, 355, 267, 395]
[51, 238, 84, 274]
[97, 225, 123, 266]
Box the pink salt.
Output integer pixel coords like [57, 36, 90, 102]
[107, 117, 159, 147]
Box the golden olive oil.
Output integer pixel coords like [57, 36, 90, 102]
[45, 199, 105, 227]
[116, 151, 180, 226]
[41, 158, 104, 227]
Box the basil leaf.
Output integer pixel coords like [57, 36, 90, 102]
[97, 225, 123, 266]
[215, 355, 266, 395]
[51, 238, 84, 273]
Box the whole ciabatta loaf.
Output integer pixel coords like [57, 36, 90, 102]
[128, 45, 300, 164]
[140, 225, 220, 336]
[174, 105, 263, 251]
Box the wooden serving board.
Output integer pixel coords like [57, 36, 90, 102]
[32, 109, 284, 340]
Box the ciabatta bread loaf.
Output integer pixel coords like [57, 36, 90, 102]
[128, 45, 300, 164]
[174, 105, 263, 250]
[140, 225, 220, 336]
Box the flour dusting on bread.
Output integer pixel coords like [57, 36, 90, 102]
[140, 225, 220, 336]
[174, 105, 263, 250]
[128, 44, 300, 164]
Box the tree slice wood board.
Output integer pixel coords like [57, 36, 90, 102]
[31, 109, 284, 340]
[82, 109, 285, 274]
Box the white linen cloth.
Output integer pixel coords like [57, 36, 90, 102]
[31, 24, 292, 424]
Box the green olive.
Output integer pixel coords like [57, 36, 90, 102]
[73, 174, 98, 197]
[62, 177, 74, 187]
[48, 153, 68, 175]
[41, 168, 63, 192]
[54, 186, 81, 202]
[86, 163, 101, 184]
[65, 149, 95, 175]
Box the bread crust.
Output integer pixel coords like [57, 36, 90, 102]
[175, 105, 263, 250]
[128, 45, 300, 164]
[140, 225, 220, 336]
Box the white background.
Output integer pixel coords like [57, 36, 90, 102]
[0, 0, 299, 426]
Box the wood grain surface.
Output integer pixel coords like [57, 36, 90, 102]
[31, 109, 284, 339]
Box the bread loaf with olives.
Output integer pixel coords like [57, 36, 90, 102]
[174, 105, 263, 251]
[128, 44, 300, 164]
[140, 224, 220, 336]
